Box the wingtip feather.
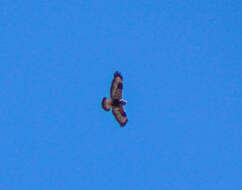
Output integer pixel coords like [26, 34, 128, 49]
[120, 119, 128, 127]
[114, 71, 123, 80]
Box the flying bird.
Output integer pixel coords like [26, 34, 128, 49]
[101, 71, 128, 127]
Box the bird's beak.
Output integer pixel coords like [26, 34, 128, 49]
[121, 99, 127, 105]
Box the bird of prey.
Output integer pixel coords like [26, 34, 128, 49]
[101, 71, 128, 127]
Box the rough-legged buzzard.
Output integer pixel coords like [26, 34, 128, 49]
[102, 71, 128, 127]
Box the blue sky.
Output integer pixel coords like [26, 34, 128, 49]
[0, 1, 241, 189]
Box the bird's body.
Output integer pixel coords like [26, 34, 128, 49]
[112, 99, 126, 107]
[112, 99, 121, 107]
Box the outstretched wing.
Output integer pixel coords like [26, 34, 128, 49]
[112, 106, 128, 127]
[110, 71, 123, 99]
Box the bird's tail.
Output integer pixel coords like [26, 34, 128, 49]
[101, 97, 112, 111]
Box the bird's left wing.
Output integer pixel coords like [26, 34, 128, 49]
[112, 106, 128, 127]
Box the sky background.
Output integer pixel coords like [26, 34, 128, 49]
[0, 1, 241, 189]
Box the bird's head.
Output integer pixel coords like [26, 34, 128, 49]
[120, 99, 127, 105]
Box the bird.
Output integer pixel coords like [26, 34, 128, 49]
[101, 71, 128, 127]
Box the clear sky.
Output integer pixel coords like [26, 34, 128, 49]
[0, 1, 241, 189]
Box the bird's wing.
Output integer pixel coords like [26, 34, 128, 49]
[112, 106, 128, 127]
[110, 71, 123, 99]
